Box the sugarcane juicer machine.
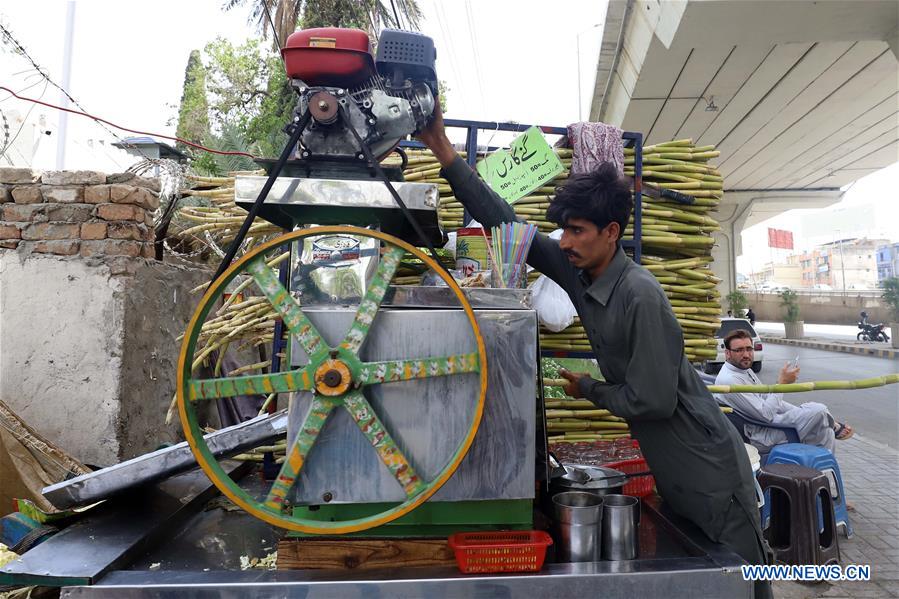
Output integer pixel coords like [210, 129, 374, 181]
[176, 28, 538, 537]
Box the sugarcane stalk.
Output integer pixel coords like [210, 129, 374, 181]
[709, 374, 899, 394]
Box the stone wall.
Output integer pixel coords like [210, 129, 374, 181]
[0, 167, 158, 259]
[0, 167, 212, 466]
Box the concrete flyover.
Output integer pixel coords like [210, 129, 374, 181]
[589, 0, 899, 293]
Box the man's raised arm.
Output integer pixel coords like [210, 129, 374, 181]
[417, 105, 574, 286]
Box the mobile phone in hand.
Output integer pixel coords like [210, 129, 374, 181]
[788, 355, 800, 369]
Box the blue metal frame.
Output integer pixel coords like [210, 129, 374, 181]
[406, 119, 643, 361]
[401, 121, 643, 260]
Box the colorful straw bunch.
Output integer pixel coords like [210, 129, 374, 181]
[489, 221, 538, 288]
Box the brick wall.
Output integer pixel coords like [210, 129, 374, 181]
[0, 167, 158, 259]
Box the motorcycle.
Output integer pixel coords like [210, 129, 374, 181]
[857, 320, 890, 342]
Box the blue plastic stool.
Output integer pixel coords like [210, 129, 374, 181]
[761, 443, 852, 538]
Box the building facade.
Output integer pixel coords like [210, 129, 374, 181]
[877, 243, 899, 283]
[788, 238, 888, 290]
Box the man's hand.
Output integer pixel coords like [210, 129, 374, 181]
[415, 103, 457, 167]
[778, 363, 800, 384]
[559, 368, 589, 399]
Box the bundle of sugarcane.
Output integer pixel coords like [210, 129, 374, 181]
[397, 144, 722, 361]
[545, 402, 631, 440]
[387, 148, 572, 234]
[548, 432, 633, 443]
[622, 139, 723, 362]
[170, 172, 284, 258]
[233, 439, 288, 464]
[389, 249, 455, 285]
[540, 319, 590, 351]
[541, 358, 633, 440]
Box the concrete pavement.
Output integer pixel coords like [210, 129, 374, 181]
[738, 325, 899, 597]
[774, 434, 899, 598]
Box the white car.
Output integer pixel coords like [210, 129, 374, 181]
[757, 282, 787, 293]
[703, 318, 764, 375]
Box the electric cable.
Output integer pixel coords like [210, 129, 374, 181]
[0, 86, 258, 160]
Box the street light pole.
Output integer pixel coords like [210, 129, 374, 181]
[56, 1, 76, 170]
[576, 24, 601, 122]
[576, 34, 582, 121]
[834, 230, 847, 293]
[839, 236, 847, 293]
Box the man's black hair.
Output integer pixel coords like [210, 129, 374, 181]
[545, 162, 633, 239]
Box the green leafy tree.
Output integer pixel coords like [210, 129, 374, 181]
[245, 64, 296, 158]
[224, 0, 422, 51]
[196, 37, 291, 164]
[203, 38, 278, 133]
[779, 289, 801, 323]
[726, 290, 748, 317]
[185, 0, 431, 169]
[881, 277, 899, 322]
[174, 50, 210, 150]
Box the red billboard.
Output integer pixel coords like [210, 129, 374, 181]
[767, 228, 794, 250]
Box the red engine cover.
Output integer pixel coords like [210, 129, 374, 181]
[281, 28, 375, 87]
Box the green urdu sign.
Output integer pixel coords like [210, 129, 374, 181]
[476, 126, 564, 204]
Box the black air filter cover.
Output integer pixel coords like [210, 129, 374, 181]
[376, 29, 438, 93]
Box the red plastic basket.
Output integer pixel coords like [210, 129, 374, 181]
[447, 531, 552, 573]
[603, 455, 653, 496]
[603, 441, 654, 497]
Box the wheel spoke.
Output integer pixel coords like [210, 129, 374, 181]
[343, 391, 427, 498]
[264, 397, 334, 511]
[339, 246, 405, 355]
[188, 368, 314, 401]
[357, 352, 481, 385]
[247, 257, 328, 361]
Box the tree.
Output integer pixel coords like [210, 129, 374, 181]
[223, 0, 422, 52]
[203, 38, 278, 134]
[174, 50, 210, 150]
[779, 289, 800, 323]
[726, 290, 747, 317]
[881, 277, 899, 322]
[182, 0, 429, 172]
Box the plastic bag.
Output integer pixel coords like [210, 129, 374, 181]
[530, 274, 577, 332]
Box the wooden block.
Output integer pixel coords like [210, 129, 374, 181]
[277, 537, 456, 571]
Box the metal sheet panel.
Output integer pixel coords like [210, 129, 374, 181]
[233, 177, 443, 243]
[61, 564, 752, 599]
[1, 464, 248, 587]
[234, 177, 439, 212]
[288, 308, 537, 503]
[42, 412, 288, 510]
[383, 285, 532, 309]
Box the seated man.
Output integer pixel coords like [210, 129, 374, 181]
[714, 329, 853, 454]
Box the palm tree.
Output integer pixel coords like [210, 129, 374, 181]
[223, 0, 422, 52]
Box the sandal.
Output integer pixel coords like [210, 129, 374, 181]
[834, 422, 854, 441]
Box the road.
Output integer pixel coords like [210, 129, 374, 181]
[753, 343, 899, 449]
[755, 321, 894, 343]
